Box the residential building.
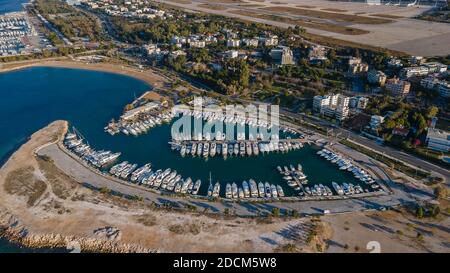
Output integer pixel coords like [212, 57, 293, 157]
[438, 81, 450, 98]
[387, 57, 403, 68]
[260, 35, 278, 47]
[370, 115, 384, 130]
[226, 39, 240, 47]
[349, 62, 369, 74]
[423, 62, 448, 74]
[335, 106, 349, 121]
[313, 95, 331, 113]
[142, 44, 159, 56]
[270, 46, 294, 65]
[171, 36, 186, 45]
[349, 96, 369, 110]
[313, 94, 350, 121]
[308, 45, 327, 63]
[169, 50, 186, 60]
[426, 128, 450, 152]
[189, 40, 206, 48]
[385, 78, 411, 97]
[367, 70, 387, 86]
[410, 55, 426, 65]
[225, 50, 239, 59]
[242, 38, 259, 47]
[420, 76, 440, 90]
[400, 66, 429, 78]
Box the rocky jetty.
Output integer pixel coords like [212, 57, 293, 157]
[0, 212, 155, 253]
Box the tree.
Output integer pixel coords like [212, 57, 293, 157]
[434, 185, 448, 199]
[272, 207, 280, 217]
[426, 106, 439, 119]
[416, 206, 424, 218]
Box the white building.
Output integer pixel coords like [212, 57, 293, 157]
[385, 78, 411, 97]
[423, 62, 448, 74]
[313, 94, 350, 121]
[169, 50, 186, 60]
[270, 46, 294, 65]
[313, 95, 331, 113]
[225, 50, 239, 59]
[189, 40, 206, 48]
[226, 39, 240, 47]
[260, 35, 278, 47]
[367, 70, 387, 86]
[242, 38, 259, 47]
[370, 115, 384, 130]
[400, 66, 429, 78]
[349, 96, 369, 110]
[171, 35, 186, 45]
[426, 128, 450, 152]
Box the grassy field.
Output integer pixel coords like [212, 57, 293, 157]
[371, 13, 404, 19]
[197, 3, 228, 10]
[229, 9, 369, 35]
[260, 6, 393, 24]
[166, 0, 192, 4]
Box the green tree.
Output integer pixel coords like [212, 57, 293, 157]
[272, 207, 280, 217]
[426, 106, 439, 119]
[416, 206, 424, 218]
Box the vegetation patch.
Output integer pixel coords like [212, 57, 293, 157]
[260, 6, 393, 24]
[229, 10, 369, 35]
[34, 0, 107, 43]
[36, 156, 76, 200]
[135, 214, 157, 227]
[197, 4, 227, 11]
[4, 166, 47, 207]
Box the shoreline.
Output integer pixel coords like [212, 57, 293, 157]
[0, 59, 167, 90]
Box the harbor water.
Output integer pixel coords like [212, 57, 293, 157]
[0, 66, 370, 251]
[0, 67, 366, 196]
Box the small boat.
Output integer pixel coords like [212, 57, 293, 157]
[238, 187, 244, 199]
[192, 179, 201, 195]
[265, 182, 271, 198]
[212, 182, 220, 197]
[231, 182, 238, 199]
[258, 182, 265, 198]
[242, 181, 250, 198]
[271, 184, 278, 198]
[225, 183, 232, 199]
[276, 185, 285, 197]
[249, 179, 258, 198]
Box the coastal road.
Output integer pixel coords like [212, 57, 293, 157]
[148, 67, 450, 184]
[285, 110, 450, 184]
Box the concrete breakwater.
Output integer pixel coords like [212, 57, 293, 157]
[0, 212, 155, 253]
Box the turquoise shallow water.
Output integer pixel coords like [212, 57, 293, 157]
[0, 66, 366, 251]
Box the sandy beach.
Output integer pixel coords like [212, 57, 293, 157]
[0, 59, 168, 89]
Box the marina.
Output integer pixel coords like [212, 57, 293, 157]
[1, 67, 385, 202]
[171, 139, 305, 158]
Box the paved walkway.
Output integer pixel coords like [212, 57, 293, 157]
[37, 142, 434, 217]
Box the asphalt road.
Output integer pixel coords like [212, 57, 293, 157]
[283, 110, 450, 183]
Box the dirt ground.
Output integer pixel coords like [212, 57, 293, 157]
[0, 121, 448, 252]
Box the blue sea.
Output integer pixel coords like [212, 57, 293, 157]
[0, 0, 28, 14]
